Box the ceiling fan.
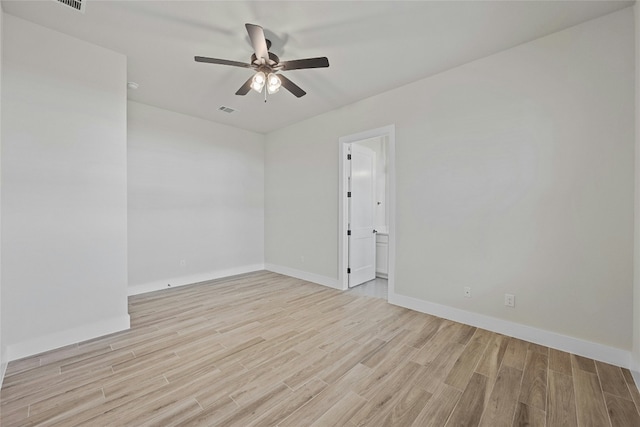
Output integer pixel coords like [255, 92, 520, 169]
[195, 23, 329, 99]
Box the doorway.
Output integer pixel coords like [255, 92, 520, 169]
[338, 125, 396, 299]
[347, 142, 377, 287]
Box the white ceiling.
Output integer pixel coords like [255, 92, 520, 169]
[2, 0, 633, 134]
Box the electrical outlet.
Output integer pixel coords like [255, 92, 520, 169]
[464, 287, 471, 298]
[180, 259, 186, 267]
[504, 293, 515, 307]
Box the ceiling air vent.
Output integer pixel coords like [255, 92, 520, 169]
[53, 0, 86, 13]
[218, 106, 237, 114]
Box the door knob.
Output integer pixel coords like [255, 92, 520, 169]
[373, 229, 378, 233]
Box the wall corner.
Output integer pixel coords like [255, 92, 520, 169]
[633, 2, 640, 377]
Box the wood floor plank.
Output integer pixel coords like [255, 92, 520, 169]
[349, 361, 424, 426]
[621, 368, 640, 414]
[549, 348, 572, 375]
[353, 344, 417, 399]
[513, 402, 546, 427]
[240, 330, 318, 370]
[502, 338, 529, 371]
[26, 343, 102, 372]
[573, 369, 610, 427]
[279, 363, 373, 427]
[124, 396, 203, 427]
[405, 316, 443, 349]
[445, 329, 491, 390]
[1, 366, 113, 412]
[479, 365, 523, 427]
[527, 342, 549, 356]
[605, 392, 640, 427]
[375, 386, 432, 426]
[1, 271, 637, 427]
[140, 398, 203, 427]
[13, 387, 106, 427]
[596, 361, 632, 400]
[360, 329, 413, 369]
[518, 350, 548, 411]
[309, 390, 367, 427]
[571, 354, 597, 374]
[228, 351, 303, 406]
[193, 350, 299, 409]
[173, 396, 237, 427]
[209, 382, 291, 427]
[414, 341, 466, 394]
[411, 321, 473, 365]
[454, 323, 478, 345]
[27, 384, 104, 417]
[547, 370, 578, 427]
[475, 333, 509, 383]
[102, 375, 169, 402]
[82, 368, 223, 426]
[1, 363, 62, 389]
[0, 404, 29, 426]
[47, 377, 172, 426]
[411, 384, 462, 427]
[319, 338, 386, 384]
[283, 340, 359, 390]
[445, 372, 489, 427]
[3, 355, 43, 378]
[246, 378, 327, 427]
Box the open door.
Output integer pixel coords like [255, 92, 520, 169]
[348, 143, 376, 287]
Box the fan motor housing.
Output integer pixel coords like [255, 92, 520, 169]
[251, 51, 280, 67]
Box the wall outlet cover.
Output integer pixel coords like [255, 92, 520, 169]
[504, 294, 515, 307]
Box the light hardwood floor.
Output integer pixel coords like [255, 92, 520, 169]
[1, 271, 639, 426]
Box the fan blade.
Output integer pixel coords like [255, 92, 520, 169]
[245, 23, 269, 63]
[235, 76, 253, 96]
[195, 56, 252, 68]
[278, 74, 306, 98]
[279, 57, 329, 71]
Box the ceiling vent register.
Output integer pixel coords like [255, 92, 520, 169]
[53, 0, 85, 13]
[218, 106, 236, 114]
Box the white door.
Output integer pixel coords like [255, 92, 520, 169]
[348, 143, 376, 287]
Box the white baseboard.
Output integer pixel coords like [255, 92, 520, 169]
[265, 263, 341, 289]
[6, 314, 131, 362]
[128, 264, 265, 296]
[389, 291, 632, 369]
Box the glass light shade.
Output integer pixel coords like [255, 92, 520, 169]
[251, 71, 266, 93]
[266, 73, 281, 94]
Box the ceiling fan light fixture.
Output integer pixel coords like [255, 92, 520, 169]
[251, 71, 266, 92]
[195, 23, 329, 99]
[266, 73, 281, 94]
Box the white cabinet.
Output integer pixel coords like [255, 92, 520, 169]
[376, 233, 389, 278]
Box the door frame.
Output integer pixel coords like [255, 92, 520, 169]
[338, 124, 396, 296]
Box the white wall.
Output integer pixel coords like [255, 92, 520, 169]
[0, 8, 5, 385]
[633, 3, 640, 380]
[127, 101, 264, 295]
[1, 15, 129, 360]
[354, 136, 388, 232]
[266, 9, 634, 359]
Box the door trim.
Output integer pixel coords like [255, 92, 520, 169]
[338, 125, 396, 297]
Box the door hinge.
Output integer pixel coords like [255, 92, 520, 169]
[347, 154, 351, 160]
[347, 191, 351, 198]
[347, 268, 351, 274]
[347, 230, 351, 236]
